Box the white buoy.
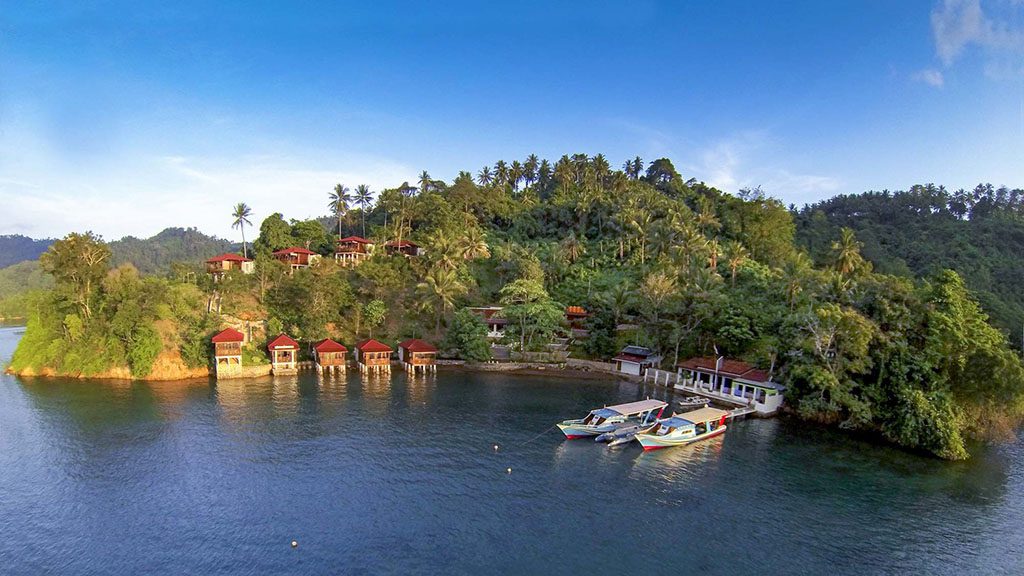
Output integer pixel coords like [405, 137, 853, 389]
[506, 467, 512, 474]
[291, 541, 298, 548]
[493, 444, 499, 451]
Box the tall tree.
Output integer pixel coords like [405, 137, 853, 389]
[354, 184, 373, 237]
[232, 202, 253, 258]
[328, 184, 352, 237]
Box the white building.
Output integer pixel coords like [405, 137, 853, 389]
[613, 346, 662, 377]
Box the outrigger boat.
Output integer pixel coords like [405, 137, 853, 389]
[557, 399, 667, 440]
[677, 396, 708, 408]
[634, 407, 730, 451]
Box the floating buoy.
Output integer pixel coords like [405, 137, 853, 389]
[506, 467, 512, 474]
[291, 541, 298, 548]
[493, 444, 499, 451]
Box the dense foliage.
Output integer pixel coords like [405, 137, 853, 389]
[109, 227, 236, 274]
[10, 157, 1024, 460]
[794, 184, 1024, 343]
[9, 233, 217, 377]
[0, 261, 52, 319]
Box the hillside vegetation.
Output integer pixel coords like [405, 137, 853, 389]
[9, 155, 1024, 460]
[795, 184, 1024, 343]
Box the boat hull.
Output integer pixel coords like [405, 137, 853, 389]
[636, 425, 726, 451]
[557, 422, 614, 439]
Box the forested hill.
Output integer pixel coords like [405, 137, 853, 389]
[0, 235, 53, 268]
[109, 227, 235, 274]
[793, 184, 1024, 341]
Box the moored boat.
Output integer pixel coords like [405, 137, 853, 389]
[677, 396, 708, 408]
[557, 399, 667, 440]
[634, 407, 729, 451]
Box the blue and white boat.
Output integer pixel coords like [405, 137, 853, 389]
[557, 399, 667, 440]
[634, 407, 729, 451]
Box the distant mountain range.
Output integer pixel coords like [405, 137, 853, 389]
[0, 235, 54, 268]
[0, 227, 237, 274]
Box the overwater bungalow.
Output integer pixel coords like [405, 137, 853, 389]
[397, 339, 438, 374]
[312, 338, 347, 374]
[383, 240, 423, 257]
[205, 253, 254, 281]
[612, 345, 662, 377]
[272, 247, 320, 271]
[267, 333, 300, 374]
[467, 306, 507, 339]
[211, 328, 245, 379]
[676, 356, 785, 415]
[335, 236, 374, 266]
[355, 338, 393, 373]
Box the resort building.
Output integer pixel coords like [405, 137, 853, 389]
[613, 345, 663, 377]
[211, 328, 245, 379]
[335, 236, 374, 266]
[267, 333, 300, 375]
[354, 338, 393, 373]
[676, 356, 785, 415]
[565, 306, 590, 338]
[384, 240, 423, 257]
[312, 338, 347, 375]
[397, 339, 438, 374]
[467, 306, 507, 339]
[272, 247, 321, 271]
[205, 253, 254, 281]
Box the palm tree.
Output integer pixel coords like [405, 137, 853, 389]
[428, 230, 461, 272]
[494, 160, 509, 189]
[510, 160, 523, 193]
[561, 231, 585, 264]
[477, 166, 493, 187]
[354, 184, 373, 237]
[724, 241, 748, 285]
[641, 271, 677, 324]
[524, 154, 539, 188]
[459, 227, 490, 260]
[328, 184, 352, 237]
[832, 227, 863, 277]
[419, 170, 432, 194]
[696, 197, 721, 235]
[417, 267, 466, 337]
[231, 202, 253, 258]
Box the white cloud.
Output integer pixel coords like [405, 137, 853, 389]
[930, 0, 1024, 76]
[0, 153, 417, 240]
[912, 68, 946, 87]
[683, 132, 841, 202]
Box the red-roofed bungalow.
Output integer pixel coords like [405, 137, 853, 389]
[565, 305, 590, 337]
[383, 240, 423, 257]
[212, 328, 245, 378]
[335, 236, 374, 267]
[355, 339, 393, 373]
[273, 247, 321, 271]
[312, 338, 347, 374]
[398, 339, 438, 374]
[205, 253, 254, 280]
[268, 333, 300, 374]
[676, 356, 785, 415]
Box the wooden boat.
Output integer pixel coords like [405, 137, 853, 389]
[557, 399, 667, 440]
[677, 396, 708, 408]
[634, 407, 729, 451]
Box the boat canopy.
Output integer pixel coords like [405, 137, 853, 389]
[593, 399, 668, 417]
[677, 407, 730, 424]
[658, 416, 695, 428]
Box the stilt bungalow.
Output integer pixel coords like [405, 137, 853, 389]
[676, 356, 785, 415]
[272, 247, 320, 271]
[613, 345, 662, 377]
[205, 253, 254, 281]
[397, 339, 438, 374]
[354, 338, 393, 373]
[383, 240, 423, 257]
[312, 338, 347, 374]
[267, 333, 300, 375]
[335, 236, 374, 266]
[212, 328, 245, 379]
[565, 306, 590, 338]
[467, 306, 507, 339]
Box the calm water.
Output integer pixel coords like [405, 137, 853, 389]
[1, 326, 1023, 575]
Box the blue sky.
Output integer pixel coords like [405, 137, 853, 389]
[1, 0, 1022, 240]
